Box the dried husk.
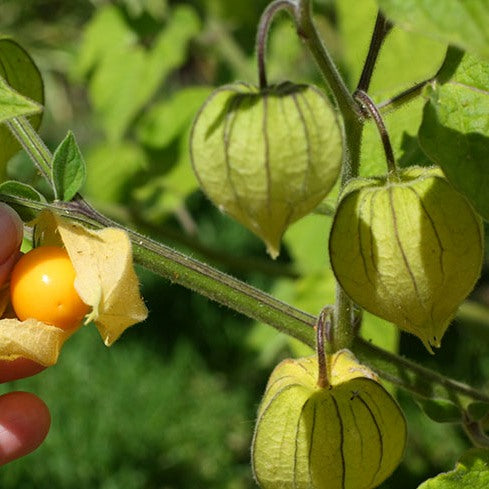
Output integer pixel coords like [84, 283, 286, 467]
[329, 166, 483, 352]
[0, 210, 147, 366]
[190, 81, 343, 258]
[252, 349, 407, 489]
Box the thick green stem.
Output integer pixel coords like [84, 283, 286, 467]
[293, 0, 364, 351]
[294, 0, 363, 120]
[3, 193, 489, 409]
[6, 117, 52, 183]
[330, 115, 363, 351]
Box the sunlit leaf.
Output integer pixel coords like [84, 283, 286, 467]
[418, 449, 489, 488]
[83, 141, 147, 204]
[137, 86, 211, 149]
[0, 38, 44, 177]
[378, 0, 489, 60]
[52, 131, 86, 201]
[75, 4, 200, 141]
[419, 50, 489, 220]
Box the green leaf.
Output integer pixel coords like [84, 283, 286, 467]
[83, 141, 147, 205]
[75, 4, 200, 141]
[137, 86, 211, 148]
[0, 180, 45, 221]
[416, 398, 462, 424]
[0, 77, 40, 122]
[52, 131, 86, 201]
[377, 0, 489, 60]
[418, 449, 489, 488]
[0, 38, 44, 177]
[133, 127, 199, 220]
[337, 0, 446, 94]
[0, 180, 45, 201]
[418, 51, 489, 220]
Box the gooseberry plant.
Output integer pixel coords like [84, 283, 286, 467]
[2, 0, 489, 487]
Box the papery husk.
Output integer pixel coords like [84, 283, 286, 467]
[0, 210, 148, 366]
[33, 210, 148, 345]
[190, 81, 343, 258]
[252, 349, 407, 489]
[329, 166, 483, 352]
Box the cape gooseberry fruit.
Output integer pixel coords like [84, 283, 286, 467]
[252, 349, 406, 489]
[190, 81, 343, 258]
[329, 166, 483, 352]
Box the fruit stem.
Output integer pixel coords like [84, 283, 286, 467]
[354, 90, 399, 180]
[256, 0, 296, 89]
[316, 306, 333, 388]
[356, 11, 392, 92]
[294, 0, 364, 120]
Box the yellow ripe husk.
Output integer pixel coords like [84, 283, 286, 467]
[329, 166, 483, 352]
[33, 210, 148, 346]
[252, 350, 407, 489]
[0, 210, 147, 367]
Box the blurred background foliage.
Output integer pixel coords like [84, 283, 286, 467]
[1, 0, 489, 487]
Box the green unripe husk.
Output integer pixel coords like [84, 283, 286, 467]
[329, 166, 483, 352]
[190, 81, 342, 258]
[252, 350, 407, 489]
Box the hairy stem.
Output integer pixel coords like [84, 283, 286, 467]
[6, 117, 52, 183]
[3, 192, 489, 409]
[354, 90, 398, 178]
[316, 306, 333, 388]
[294, 0, 363, 120]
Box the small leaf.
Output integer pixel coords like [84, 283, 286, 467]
[378, 0, 489, 60]
[0, 77, 41, 122]
[52, 131, 86, 201]
[416, 398, 462, 423]
[418, 449, 489, 488]
[0, 180, 46, 221]
[0, 180, 45, 201]
[418, 51, 489, 220]
[0, 38, 44, 176]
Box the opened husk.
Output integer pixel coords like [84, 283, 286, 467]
[0, 210, 147, 366]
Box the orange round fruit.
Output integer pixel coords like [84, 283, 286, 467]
[9, 246, 89, 330]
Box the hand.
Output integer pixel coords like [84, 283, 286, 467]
[0, 359, 50, 465]
[0, 204, 50, 465]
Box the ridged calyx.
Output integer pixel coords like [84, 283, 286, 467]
[252, 349, 406, 489]
[329, 166, 483, 352]
[190, 81, 342, 258]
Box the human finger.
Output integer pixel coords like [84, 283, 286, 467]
[0, 359, 46, 383]
[0, 391, 50, 465]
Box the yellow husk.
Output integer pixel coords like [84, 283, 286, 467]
[0, 210, 147, 366]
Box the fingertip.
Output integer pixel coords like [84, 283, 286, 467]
[0, 359, 46, 383]
[0, 391, 50, 465]
[0, 203, 23, 255]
